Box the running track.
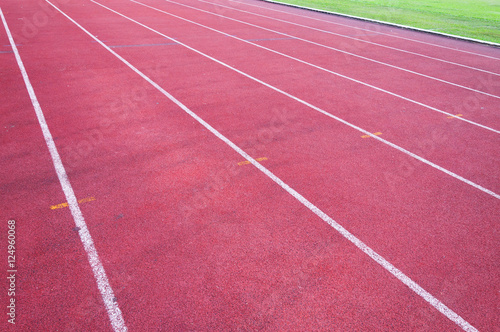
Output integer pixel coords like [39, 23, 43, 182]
[1, 0, 499, 330]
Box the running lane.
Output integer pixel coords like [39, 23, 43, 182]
[1, 0, 498, 331]
[0, 7, 113, 330]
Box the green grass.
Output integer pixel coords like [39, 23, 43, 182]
[269, 0, 500, 44]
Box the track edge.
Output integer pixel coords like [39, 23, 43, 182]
[256, 0, 500, 48]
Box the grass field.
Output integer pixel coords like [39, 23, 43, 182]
[268, 0, 500, 44]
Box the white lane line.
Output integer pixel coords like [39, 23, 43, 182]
[44, 3, 480, 331]
[93, 0, 500, 199]
[0, 7, 128, 332]
[161, 0, 499, 99]
[197, 0, 500, 76]
[228, 0, 500, 61]
[132, 0, 500, 134]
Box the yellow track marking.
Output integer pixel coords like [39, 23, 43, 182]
[50, 196, 96, 210]
[447, 114, 463, 119]
[361, 132, 382, 138]
[238, 157, 268, 166]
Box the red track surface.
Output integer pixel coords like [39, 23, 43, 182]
[1, 0, 499, 330]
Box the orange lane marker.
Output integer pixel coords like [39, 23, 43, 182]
[238, 157, 268, 166]
[361, 132, 382, 138]
[50, 196, 96, 210]
[447, 114, 463, 119]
